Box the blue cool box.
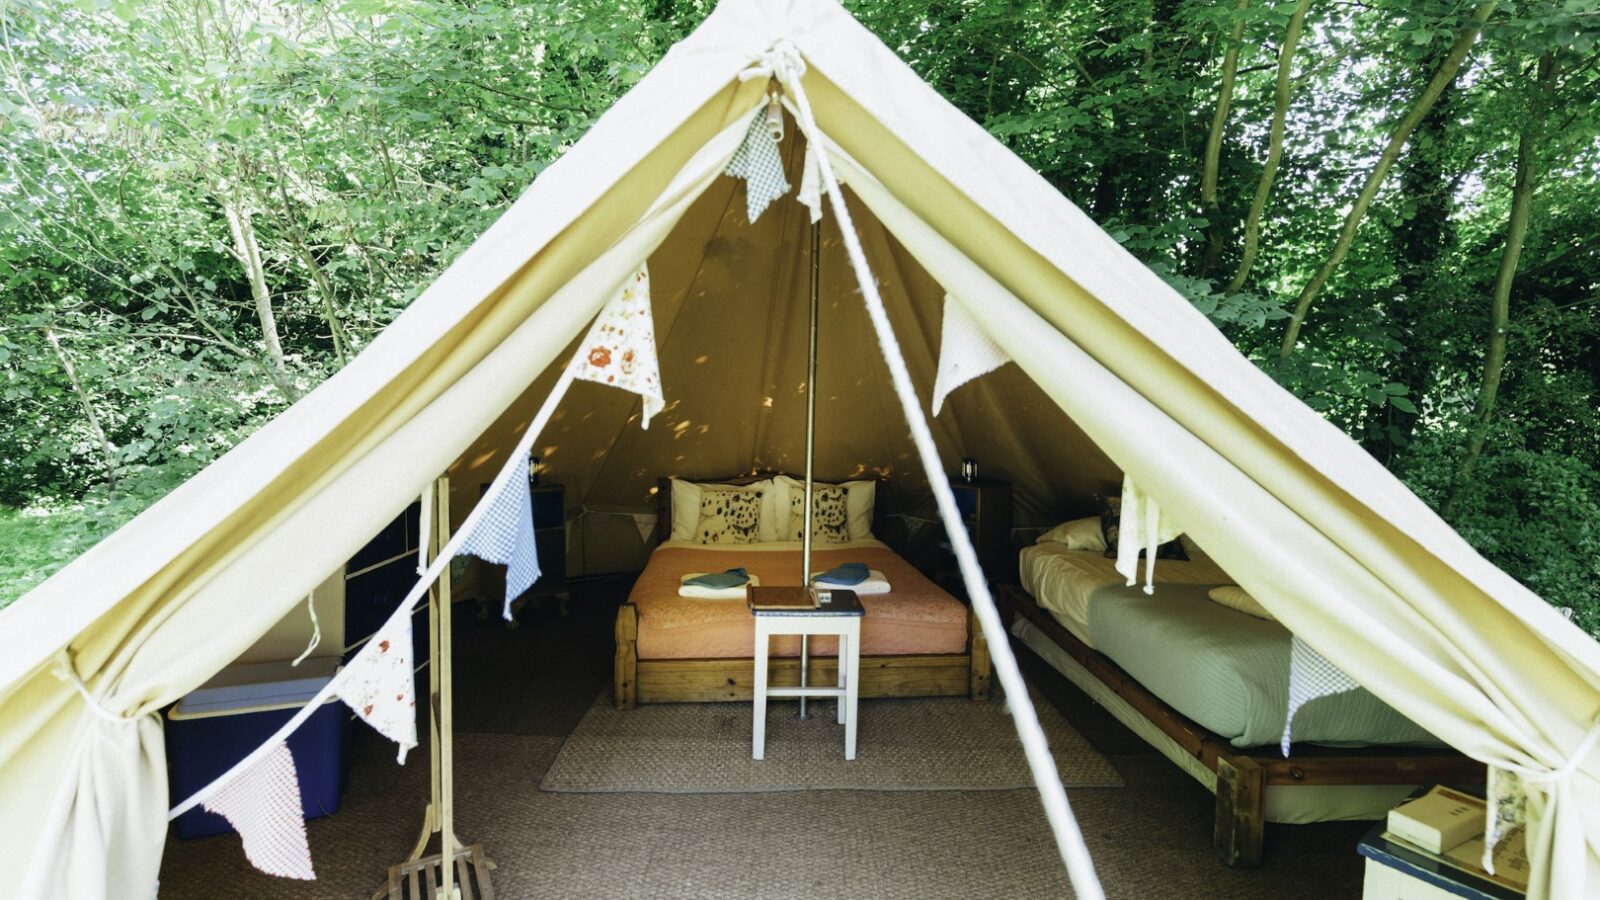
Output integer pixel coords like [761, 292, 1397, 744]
[167, 658, 350, 840]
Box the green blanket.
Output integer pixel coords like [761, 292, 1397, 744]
[1087, 582, 1443, 749]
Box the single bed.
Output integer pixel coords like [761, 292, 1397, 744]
[1006, 541, 1483, 866]
[613, 475, 989, 708]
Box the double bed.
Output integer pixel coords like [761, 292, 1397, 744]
[1006, 538, 1484, 866]
[613, 475, 988, 708]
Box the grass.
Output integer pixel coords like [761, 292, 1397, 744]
[0, 503, 122, 609]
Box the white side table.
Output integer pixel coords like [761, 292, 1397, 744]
[750, 588, 864, 761]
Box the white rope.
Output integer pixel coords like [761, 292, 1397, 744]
[750, 42, 1107, 900]
[289, 593, 321, 667]
[51, 650, 144, 726]
[170, 366, 579, 821]
[1499, 710, 1600, 785]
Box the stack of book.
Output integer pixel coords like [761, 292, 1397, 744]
[1375, 785, 1529, 895]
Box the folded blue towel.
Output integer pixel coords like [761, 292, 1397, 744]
[683, 568, 750, 589]
[814, 562, 869, 586]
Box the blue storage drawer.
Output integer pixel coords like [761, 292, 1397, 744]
[167, 658, 349, 840]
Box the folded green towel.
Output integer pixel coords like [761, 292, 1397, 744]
[683, 568, 750, 589]
[814, 562, 869, 586]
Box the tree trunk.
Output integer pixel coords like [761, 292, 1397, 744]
[1226, 0, 1311, 294]
[276, 182, 352, 366]
[1199, 0, 1252, 278]
[1363, 70, 1459, 464]
[222, 189, 300, 401]
[44, 326, 118, 492]
[1277, 0, 1497, 364]
[1447, 53, 1557, 512]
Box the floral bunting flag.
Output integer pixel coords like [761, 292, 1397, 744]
[456, 455, 540, 620]
[571, 264, 665, 428]
[202, 742, 316, 880]
[931, 294, 1011, 416]
[1483, 765, 1528, 874]
[339, 612, 419, 763]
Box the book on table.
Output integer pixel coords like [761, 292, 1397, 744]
[748, 586, 819, 611]
[1377, 784, 1530, 894]
[1387, 784, 1486, 854]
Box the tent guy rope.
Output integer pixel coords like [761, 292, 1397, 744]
[747, 40, 1108, 900]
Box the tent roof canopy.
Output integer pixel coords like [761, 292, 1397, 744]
[2, 1, 1597, 897]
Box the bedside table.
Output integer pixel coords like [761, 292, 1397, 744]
[949, 476, 1013, 582]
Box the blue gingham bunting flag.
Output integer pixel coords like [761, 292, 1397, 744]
[456, 456, 539, 620]
[725, 112, 790, 223]
[1281, 635, 1360, 755]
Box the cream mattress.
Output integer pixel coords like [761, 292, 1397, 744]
[1017, 543, 1231, 648]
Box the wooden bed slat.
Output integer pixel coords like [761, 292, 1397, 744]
[634, 653, 971, 704]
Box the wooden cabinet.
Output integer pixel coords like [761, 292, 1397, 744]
[949, 477, 1013, 583]
[475, 480, 568, 620]
[527, 483, 567, 599]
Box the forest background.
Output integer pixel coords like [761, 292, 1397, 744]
[2, 0, 1597, 637]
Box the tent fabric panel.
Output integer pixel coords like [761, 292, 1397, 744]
[451, 129, 1117, 564]
[832, 149, 1600, 890]
[0, 79, 767, 899]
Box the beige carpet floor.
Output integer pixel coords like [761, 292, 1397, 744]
[541, 690, 1122, 793]
[158, 579, 1370, 899]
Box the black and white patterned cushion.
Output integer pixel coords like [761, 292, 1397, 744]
[695, 487, 764, 544]
[789, 486, 851, 544]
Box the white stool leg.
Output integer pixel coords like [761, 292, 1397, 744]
[752, 625, 769, 761]
[844, 622, 861, 760]
[836, 632, 847, 725]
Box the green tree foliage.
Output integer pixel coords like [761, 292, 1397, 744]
[2, 0, 1597, 637]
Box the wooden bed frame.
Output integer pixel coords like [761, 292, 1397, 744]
[612, 473, 991, 709]
[998, 584, 1485, 867]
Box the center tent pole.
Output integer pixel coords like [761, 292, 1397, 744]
[799, 217, 820, 720]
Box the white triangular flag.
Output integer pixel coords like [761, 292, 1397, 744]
[456, 456, 540, 619]
[1281, 636, 1360, 755]
[797, 142, 838, 224]
[901, 515, 927, 541]
[931, 295, 1011, 415]
[725, 112, 790, 223]
[571, 264, 665, 428]
[340, 612, 418, 762]
[632, 513, 658, 543]
[202, 742, 316, 880]
[1113, 476, 1183, 594]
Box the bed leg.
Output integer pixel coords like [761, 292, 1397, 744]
[1214, 755, 1265, 867]
[614, 603, 638, 710]
[968, 606, 991, 701]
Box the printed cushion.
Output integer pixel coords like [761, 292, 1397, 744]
[788, 486, 851, 544]
[695, 487, 764, 544]
[1099, 493, 1187, 561]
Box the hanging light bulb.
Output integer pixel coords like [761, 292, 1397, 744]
[764, 90, 784, 142]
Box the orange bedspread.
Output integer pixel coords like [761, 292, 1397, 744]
[630, 542, 969, 659]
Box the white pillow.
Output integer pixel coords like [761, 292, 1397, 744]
[775, 475, 875, 540]
[669, 478, 783, 542]
[1036, 517, 1106, 552]
[1208, 586, 1274, 621]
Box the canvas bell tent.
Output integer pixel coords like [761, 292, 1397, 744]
[2, 0, 1598, 898]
